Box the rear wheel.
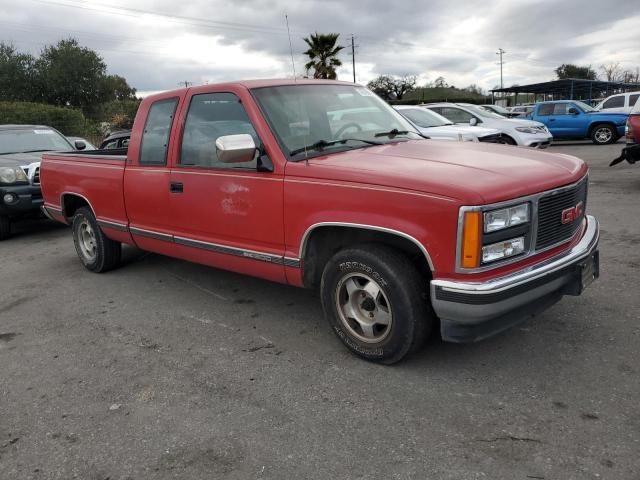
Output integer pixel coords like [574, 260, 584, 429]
[320, 244, 433, 364]
[591, 125, 616, 145]
[0, 216, 10, 241]
[72, 207, 121, 272]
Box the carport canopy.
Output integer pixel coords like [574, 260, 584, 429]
[490, 78, 640, 104]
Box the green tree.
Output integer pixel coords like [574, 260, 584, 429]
[33, 38, 109, 112]
[303, 33, 344, 79]
[0, 43, 36, 101]
[367, 75, 416, 100]
[101, 74, 137, 101]
[554, 64, 597, 80]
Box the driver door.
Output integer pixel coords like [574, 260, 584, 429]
[168, 89, 286, 283]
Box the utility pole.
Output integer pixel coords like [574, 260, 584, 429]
[496, 48, 506, 89]
[351, 34, 356, 83]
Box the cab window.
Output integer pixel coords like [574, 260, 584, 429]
[139, 98, 178, 165]
[537, 104, 554, 116]
[180, 93, 258, 169]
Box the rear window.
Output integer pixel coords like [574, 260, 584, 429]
[139, 98, 178, 165]
[630, 94, 639, 108]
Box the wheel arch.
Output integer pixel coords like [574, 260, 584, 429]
[587, 121, 616, 137]
[299, 222, 435, 289]
[60, 192, 96, 222]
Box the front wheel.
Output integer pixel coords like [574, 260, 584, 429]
[0, 216, 10, 241]
[499, 135, 517, 146]
[591, 125, 616, 145]
[320, 244, 433, 364]
[72, 207, 121, 272]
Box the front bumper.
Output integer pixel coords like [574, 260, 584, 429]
[523, 136, 553, 149]
[431, 215, 599, 342]
[0, 184, 43, 218]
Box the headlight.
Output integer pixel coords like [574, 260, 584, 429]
[515, 126, 539, 134]
[0, 167, 29, 184]
[484, 203, 529, 232]
[482, 237, 525, 263]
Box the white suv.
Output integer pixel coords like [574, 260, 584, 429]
[423, 103, 553, 148]
[393, 106, 503, 143]
[595, 91, 640, 114]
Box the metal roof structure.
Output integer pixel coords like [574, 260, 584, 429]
[490, 78, 640, 104]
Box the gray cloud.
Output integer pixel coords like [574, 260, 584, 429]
[0, 0, 637, 93]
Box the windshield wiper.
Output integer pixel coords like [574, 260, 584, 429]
[374, 129, 410, 138]
[289, 138, 383, 157]
[20, 149, 55, 153]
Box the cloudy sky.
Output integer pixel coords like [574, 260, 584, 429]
[2, 0, 639, 96]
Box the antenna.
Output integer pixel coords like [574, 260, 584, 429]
[285, 14, 296, 81]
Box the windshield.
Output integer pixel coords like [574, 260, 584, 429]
[573, 101, 595, 112]
[460, 104, 505, 119]
[0, 128, 73, 155]
[396, 107, 452, 128]
[251, 84, 422, 160]
[483, 104, 510, 115]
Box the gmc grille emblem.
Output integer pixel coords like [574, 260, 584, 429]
[561, 201, 584, 224]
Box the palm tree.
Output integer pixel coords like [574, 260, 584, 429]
[303, 33, 344, 80]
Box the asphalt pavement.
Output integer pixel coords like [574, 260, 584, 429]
[1, 140, 639, 479]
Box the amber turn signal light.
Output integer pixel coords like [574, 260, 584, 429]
[461, 211, 481, 268]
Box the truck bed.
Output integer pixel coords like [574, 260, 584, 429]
[41, 151, 130, 242]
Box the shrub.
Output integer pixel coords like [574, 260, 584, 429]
[0, 101, 87, 135]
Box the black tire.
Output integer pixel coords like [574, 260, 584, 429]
[0, 216, 10, 241]
[71, 207, 121, 272]
[591, 124, 617, 145]
[320, 244, 433, 364]
[500, 135, 517, 146]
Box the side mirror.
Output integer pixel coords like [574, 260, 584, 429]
[568, 107, 579, 115]
[74, 140, 86, 150]
[469, 117, 478, 126]
[216, 134, 257, 164]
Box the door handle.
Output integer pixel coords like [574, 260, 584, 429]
[548, 118, 556, 122]
[170, 182, 183, 193]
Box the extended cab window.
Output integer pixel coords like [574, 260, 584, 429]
[180, 93, 258, 169]
[139, 98, 178, 165]
[537, 104, 554, 116]
[602, 95, 624, 109]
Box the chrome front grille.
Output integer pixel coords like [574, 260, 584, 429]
[535, 177, 588, 250]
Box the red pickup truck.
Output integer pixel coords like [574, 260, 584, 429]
[41, 80, 600, 363]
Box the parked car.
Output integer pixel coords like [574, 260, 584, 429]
[530, 100, 627, 145]
[424, 102, 552, 147]
[100, 130, 131, 150]
[41, 80, 599, 364]
[393, 105, 503, 143]
[0, 124, 75, 239]
[625, 96, 640, 144]
[67, 136, 97, 150]
[594, 91, 640, 114]
[479, 104, 519, 118]
[509, 105, 534, 118]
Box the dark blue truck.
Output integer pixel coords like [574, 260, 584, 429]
[530, 100, 627, 145]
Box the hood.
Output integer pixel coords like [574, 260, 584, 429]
[301, 140, 587, 204]
[502, 118, 545, 128]
[422, 125, 501, 137]
[0, 152, 45, 167]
